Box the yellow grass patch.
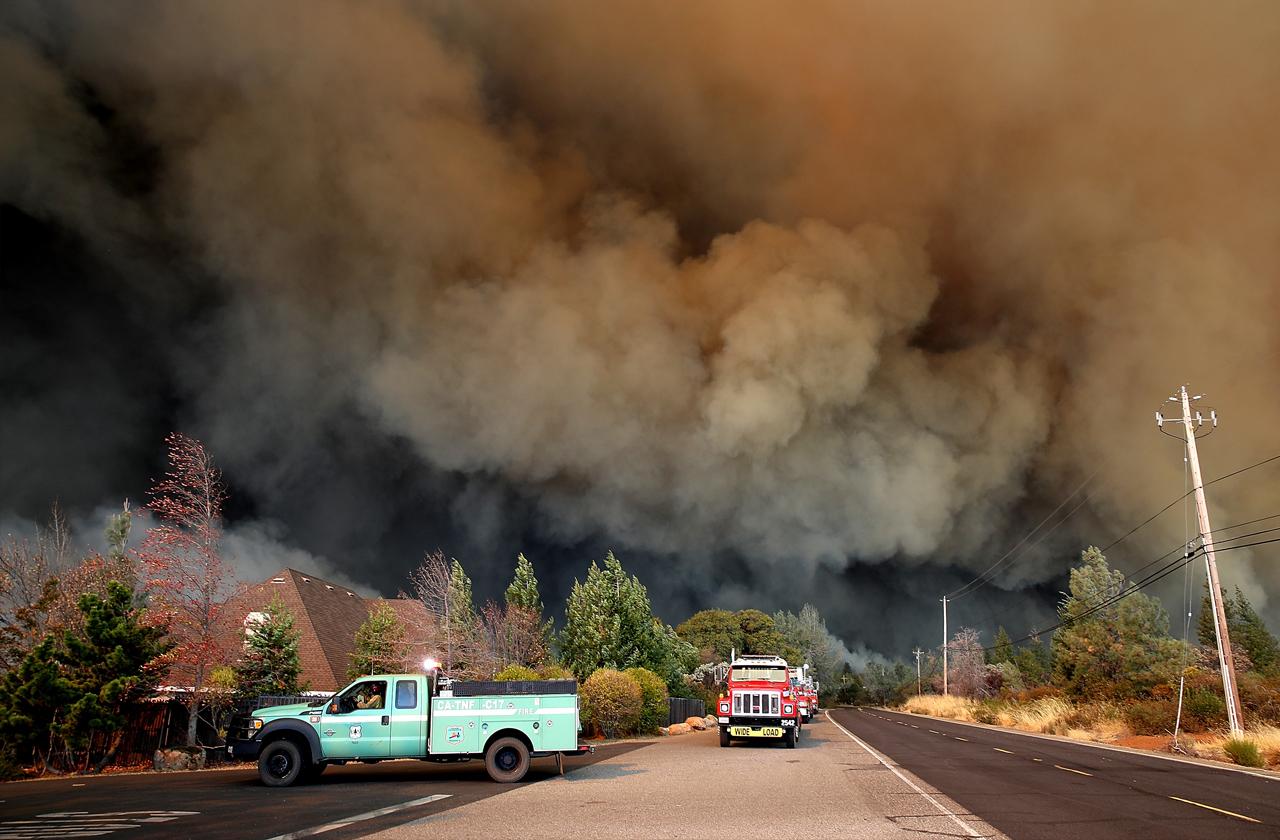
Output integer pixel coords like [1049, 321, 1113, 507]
[1195, 726, 1280, 767]
[900, 694, 976, 721]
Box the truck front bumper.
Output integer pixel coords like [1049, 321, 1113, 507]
[226, 737, 262, 761]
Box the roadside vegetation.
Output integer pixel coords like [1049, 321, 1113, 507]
[881, 548, 1280, 770]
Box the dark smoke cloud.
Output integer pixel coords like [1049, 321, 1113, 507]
[2, 0, 1278, 658]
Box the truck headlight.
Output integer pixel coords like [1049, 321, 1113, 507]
[783, 704, 794, 715]
[719, 702, 729, 714]
[252, 718, 264, 730]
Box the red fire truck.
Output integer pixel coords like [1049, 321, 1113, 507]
[789, 665, 819, 723]
[716, 654, 802, 748]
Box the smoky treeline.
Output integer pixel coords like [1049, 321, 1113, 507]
[2, 1, 1278, 658]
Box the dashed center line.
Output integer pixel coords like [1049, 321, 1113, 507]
[1169, 796, 1261, 824]
[1054, 764, 1092, 777]
[928, 730, 940, 734]
[953, 737, 969, 742]
[993, 748, 1014, 755]
[1032, 758, 1043, 762]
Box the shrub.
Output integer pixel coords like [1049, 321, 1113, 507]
[624, 667, 669, 734]
[538, 664, 575, 680]
[1125, 700, 1176, 735]
[1223, 737, 1264, 768]
[1182, 688, 1227, 732]
[495, 665, 539, 681]
[581, 669, 643, 738]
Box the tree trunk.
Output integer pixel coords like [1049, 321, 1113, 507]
[187, 664, 205, 746]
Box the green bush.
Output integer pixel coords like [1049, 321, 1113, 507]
[1224, 737, 1264, 768]
[1182, 688, 1227, 732]
[1125, 700, 1176, 735]
[538, 664, 575, 680]
[973, 700, 1002, 725]
[624, 667, 669, 733]
[495, 665, 540, 681]
[581, 669, 643, 738]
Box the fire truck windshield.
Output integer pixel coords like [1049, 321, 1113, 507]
[731, 666, 787, 682]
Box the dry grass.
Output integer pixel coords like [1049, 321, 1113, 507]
[1194, 726, 1280, 767]
[901, 694, 977, 721]
[994, 698, 1073, 734]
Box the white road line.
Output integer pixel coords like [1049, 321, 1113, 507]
[1168, 795, 1262, 824]
[993, 748, 1014, 755]
[826, 712, 981, 838]
[954, 737, 969, 742]
[262, 795, 452, 840]
[1054, 764, 1092, 777]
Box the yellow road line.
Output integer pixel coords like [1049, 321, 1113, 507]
[1031, 758, 1043, 762]
[993, 748, 1014, 755]
[928, 730, 940, 734]
[954, 737, 969, 742]
[1054, 764, 1092, 777]
[1169, 796, 1262, 824]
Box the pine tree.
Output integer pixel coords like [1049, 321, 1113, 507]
[0, 635, 73, 770]
[773, 604, 840, 686]
[348, 603, 408, 679]
[989, 627, 1014, 665]
[1230, 587, 1279, 675]
[57, 581, 171, 770]
[1197, 579, 1235, 647]
[1052, 546, 1184, 698]
[559, 552, 661, 680]
[504, 553, 553, 645]
[448, 560, 475, 628]
[505, 553, 543, 614]
[235, 594, 303, 697]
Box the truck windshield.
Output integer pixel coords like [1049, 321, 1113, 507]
[730, 667, 787, 682]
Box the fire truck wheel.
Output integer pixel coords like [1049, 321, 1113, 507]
[719, 727, 731, 747]
[784, 727, 797, 749]
[485, 736, 531, 783]
[259, 739, 304, 787]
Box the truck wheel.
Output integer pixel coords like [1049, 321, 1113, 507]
[485, 737, 530, 783]
[259, 739, 304, 787]
[784, 727, 797, 749]
[719, 727, 731, 748]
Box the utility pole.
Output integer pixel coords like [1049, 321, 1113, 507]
[1157, 385, 1244, 733]
[912, 648, 924, 697]
[940, 596, 949, 696]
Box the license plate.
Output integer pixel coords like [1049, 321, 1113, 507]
[729, 726, 784, 737]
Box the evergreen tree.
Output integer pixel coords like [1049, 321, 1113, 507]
[676, 609, 744, 663]
[504, 553, 554, 645]
[0, 635, 73, 769]
[1197, 580, 1235, 647]
[57, 581, 170, 770]
[989, 627, 1014, 666]
[235, 594, 303, 697]
[1052, 547, 1184, 698]
[773, 604, 840, 686]
[734, 609, 799, 661]
[1230, 587, 1280, 675]
[1013, 641, 1051, 685]
[448, 559, 475, 628]
[505, 553, 543, 614]
[559, 552, 662, 680]
[348, 603, 408, 679]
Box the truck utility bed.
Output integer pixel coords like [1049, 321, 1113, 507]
[449, 679, 577, 696]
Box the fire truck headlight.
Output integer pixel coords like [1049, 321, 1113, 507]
[719, 702, 729, 714]
[783, 704, 794, 715]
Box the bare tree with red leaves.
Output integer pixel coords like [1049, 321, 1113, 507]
[137, 433, 236, 747]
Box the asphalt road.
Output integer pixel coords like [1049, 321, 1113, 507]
[0, 746, 638, 840]
[369, 716, 999, 839]
[830, 706, 1279, 839]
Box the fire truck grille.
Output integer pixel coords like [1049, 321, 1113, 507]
[732, 691, 780, 717]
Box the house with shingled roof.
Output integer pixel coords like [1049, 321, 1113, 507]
[223, 568, 432, 692]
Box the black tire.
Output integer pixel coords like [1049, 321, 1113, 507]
[719, 727, 731, 747]
[259, 739, 305, 787]
[784, 726, 796, 749]
[485, 736, 530, 783]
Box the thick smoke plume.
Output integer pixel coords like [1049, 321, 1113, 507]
[2, 1, 1278, 655]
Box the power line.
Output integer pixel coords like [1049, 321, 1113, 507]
[1101, 452, 1280, 555]
[985, 536, 1280, 654]
[947, 474, 1095, 600]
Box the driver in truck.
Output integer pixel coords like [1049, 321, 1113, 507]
[355, 684, 384, 709]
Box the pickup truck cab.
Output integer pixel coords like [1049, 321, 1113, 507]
[228, 671, 590, 785]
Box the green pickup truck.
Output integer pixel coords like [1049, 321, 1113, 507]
[227, 672, 590, 785]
